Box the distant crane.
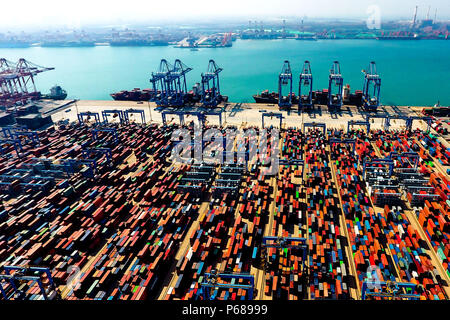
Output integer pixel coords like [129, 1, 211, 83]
[411, 5, 418, 29]
[328, 61, 343, 110]
[278, 60, 293, 109]
[298, 60, 313, 112]
[201, 59, 223, 107]
[362, 61, 381, 111]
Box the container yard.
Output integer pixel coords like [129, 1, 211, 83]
[1, 97, 449, 301]
[1, 54, 450, 303]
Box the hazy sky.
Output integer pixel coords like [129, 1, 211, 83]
[1, 0, 448, 29]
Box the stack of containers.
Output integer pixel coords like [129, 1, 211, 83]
[0, 123, 201, 300]
[265, 128, 307, 300]
[346, 129, 447, 299]
[417, 131, 450, 166]
[304, 129, 354, 299]
[165, 128, 269, 300]
[330, 130, 400, 294]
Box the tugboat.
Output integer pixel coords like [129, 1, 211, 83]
[41, 85, 67, 100]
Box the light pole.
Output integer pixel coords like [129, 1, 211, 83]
[147, 101, 153, 123]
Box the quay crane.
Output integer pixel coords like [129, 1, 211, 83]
[0, 58, 54, 107]
[362, 61, 381, 111]
[201, 59, 223, 107]
[328, 61, 343, 111]
[298, 60, 313, 112]
[278, 60, 293, 109]
[150, 59, 172, 106]
[166, 59, 192, 107]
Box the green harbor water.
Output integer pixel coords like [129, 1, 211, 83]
[2, 39, 449, 106]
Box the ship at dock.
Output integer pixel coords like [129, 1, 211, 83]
[110, 88, 156, 101]
[376, 31, 421, 40]
[253, 85, 363, 106]
[41, 85, 67, 100]
[111, 85, 228, 104]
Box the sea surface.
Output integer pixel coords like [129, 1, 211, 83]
[1, 39, 449, 106]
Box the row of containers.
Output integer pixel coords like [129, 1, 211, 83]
[369, 129, 450, 282]
[163, 126, 271, 300]
[0, 118, 449, 300]
[0, 122, 212, 300]
[266, 128, 356, 299]
[330, 127, 449, 299]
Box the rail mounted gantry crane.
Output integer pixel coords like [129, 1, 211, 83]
[278, 159, 304, 172]
[201, 60, 223, 107]
[198, 270, 255, 300]
[82, 147, 113, 164]
[124, 108, 146, 124]
[362, 61, 381, 111]
[366, 114, 390, 131]
[298, 60, 313, 112]
[388, 152, 420, 168]
[347, 120, 371, 133]
[261, 237, 309, 287]
[91, 127, 119, 144]
[77, 111, 100, 125]
[328, 61, 343, 111]
[363, 158, 394, 177]
[278, 60, 293, 109]
[329, 138, 356, 153]
[361, 280, 421, 300]
[0, 138, 23, 157]
[0, 265, 58, 300]
[303, 122, 326, 135]
[261, 112, 283, 128]
[101, 109, 125, 124]
[1, 125, 27, 138]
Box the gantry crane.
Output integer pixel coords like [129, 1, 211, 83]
[328, 61, 343, 110]
[261, 236, 308, 272]
[0, 265, 59, 300]
[362, 61, 381, 111]
[361, 280, 421, 300]
[298, 60, 313, 112]
[278, 60, 293, 109]
[198, 270, 255, 300]
[150, 59, 172, 106]
[166, 59, 192, 107]
[201, 60, 223, 107]
[0, 58, 54, 107]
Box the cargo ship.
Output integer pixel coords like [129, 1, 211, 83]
[253, 84, 363, 106]
[41, 85, 67, 100]
[111, 85, 228, 104]
[376, 31, 421, 40]
[422, 104, 450, 117]
[110, 88, 156, 101]
[40, 41, 96, 47]
[109, 39, 169, 46]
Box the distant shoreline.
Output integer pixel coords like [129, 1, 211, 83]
[1, 38, 449, 49]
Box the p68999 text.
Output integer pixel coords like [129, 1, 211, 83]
[226, 304, 268, 315]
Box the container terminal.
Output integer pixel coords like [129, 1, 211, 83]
[0, 57, 450, 301]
